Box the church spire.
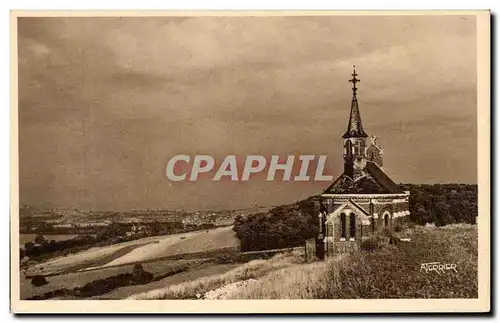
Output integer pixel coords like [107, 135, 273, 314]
[342, 65, 368, 139]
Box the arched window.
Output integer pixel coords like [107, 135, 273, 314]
[349, 214, 356, 239]
[384, 213, 389, 227]
[344, 141, 352, 158]
[355, 140, 365, 156]
[340, 213, 346, 239]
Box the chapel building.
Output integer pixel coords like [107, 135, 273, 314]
[316, 66, 410, 259]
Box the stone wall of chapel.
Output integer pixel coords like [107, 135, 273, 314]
[324, 195, 410, 236]
[376, 204, 393, 232]
[329, 240, 359, 255]
[327, 208, 364, 242]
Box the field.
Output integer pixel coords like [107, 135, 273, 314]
[102, 226, 238, 267]
[20, 259, 200, 300]
[20, 224, 477, 300]
[25, 226, 238, 277]
[20, 226, 240, 299]
[129, 224, 477, 300]
[20, 234, 78, 245]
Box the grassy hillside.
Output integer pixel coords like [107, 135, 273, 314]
[21, 226, 241, 299]
[20, 259, 198, 300]
[25, 226, 239, 277]
[128, 249, 304, 300]
[95, 263, 240, 300]
[230, 224, 478, 299]
[102, 226, 238, 267]
[130, 224, 477, 300]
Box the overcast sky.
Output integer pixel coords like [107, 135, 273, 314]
[18, 15, 477, 211]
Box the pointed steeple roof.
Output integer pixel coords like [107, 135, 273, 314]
[342, 66, 368, 139]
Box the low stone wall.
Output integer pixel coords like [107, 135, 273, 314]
[326, 240, 359, 258]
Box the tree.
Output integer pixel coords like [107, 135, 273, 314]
[34, 235, 46, 245]
[37, 221, 55, 233]
[24, 241, 34, 250]
[31, 275, 48, 286]
[402, 183, 477, 225]
[233, 196, 320, 251]
[434, 201, 451, 226]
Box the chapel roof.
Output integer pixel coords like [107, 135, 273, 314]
[324, 199, 370, 224]
[322, 161, 403, 195]
[348, 199, 370, 215]
[364, 161, 402, 194]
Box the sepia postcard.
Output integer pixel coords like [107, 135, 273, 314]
[10, 10, 490, 314]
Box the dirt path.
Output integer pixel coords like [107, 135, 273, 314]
[203, 278, 258, 299]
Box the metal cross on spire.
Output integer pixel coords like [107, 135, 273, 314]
[349, 65, 361, 96]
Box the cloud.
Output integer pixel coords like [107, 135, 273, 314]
[18, 15, 477, 211]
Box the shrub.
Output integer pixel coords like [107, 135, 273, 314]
[133, 263, 144, 273]
[361, 237, 380, 251]
[31, 275, 48, 287]
[34, 235, 46, 245]
[24, 241, 34, 250]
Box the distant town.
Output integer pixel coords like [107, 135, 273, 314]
[19, 204, 273, 266]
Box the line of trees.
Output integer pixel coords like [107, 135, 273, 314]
[233, 184, 478, 252]
[20, 221, 216, 262]
[234, 197, 320, 252]
[400, 184, 477, 226]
